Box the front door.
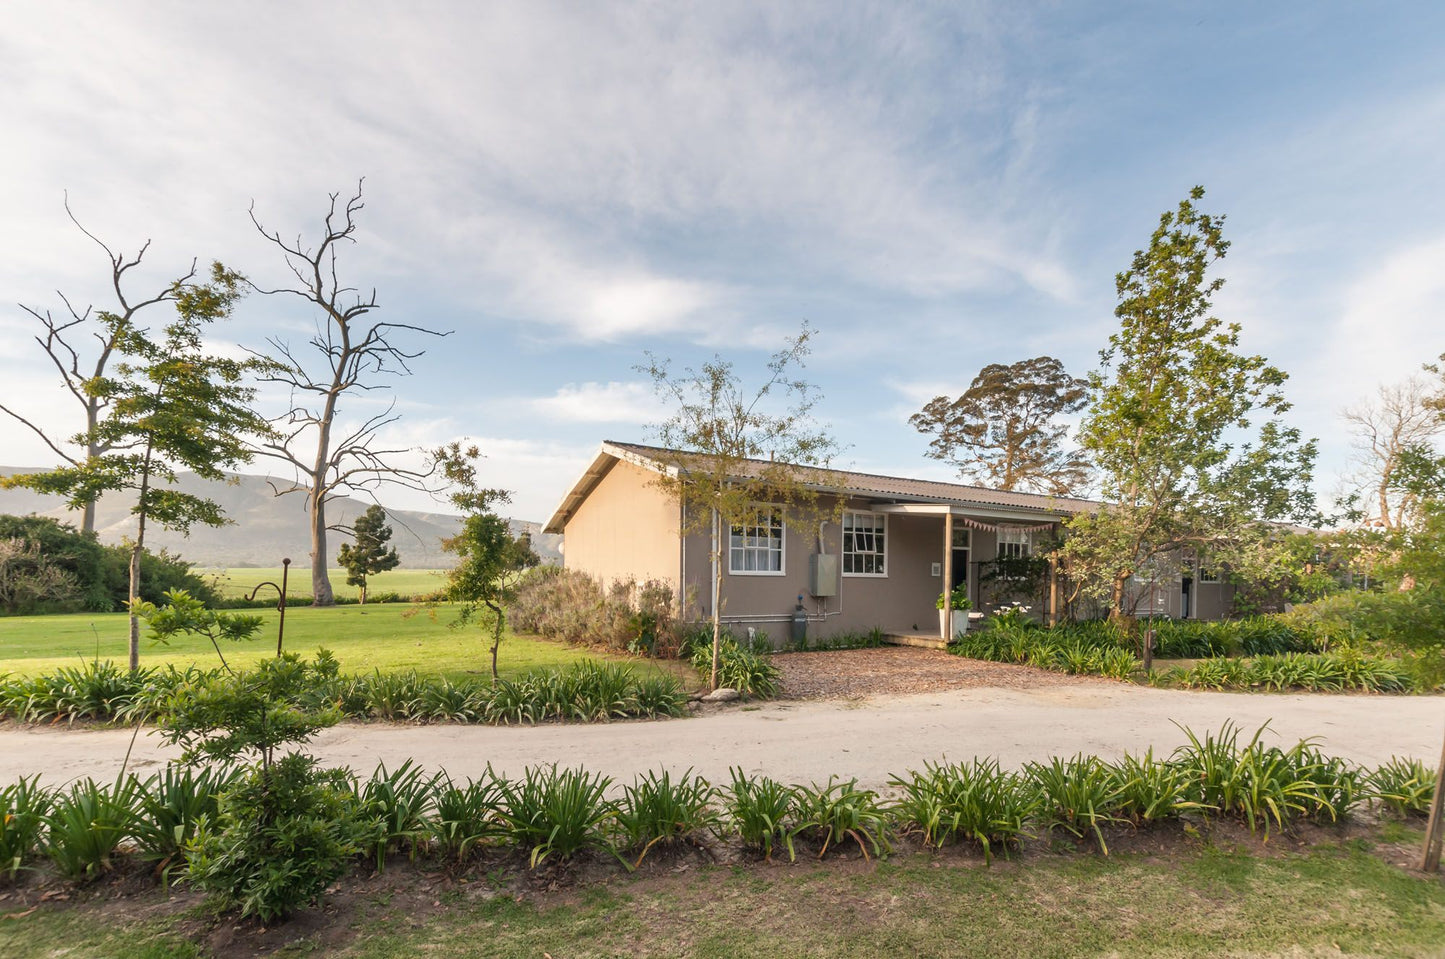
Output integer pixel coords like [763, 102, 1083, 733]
[951, 528, 971, 598]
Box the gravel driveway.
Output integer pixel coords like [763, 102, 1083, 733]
[2, 647, 1440, 791]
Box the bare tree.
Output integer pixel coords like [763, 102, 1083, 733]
[0, 199, 198, 533]
[247, 182, 448, 605]
[1341, 376, 1445, 530]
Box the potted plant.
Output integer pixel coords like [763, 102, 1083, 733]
[936, 584, 972, 638]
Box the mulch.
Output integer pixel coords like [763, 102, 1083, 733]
[772, 646, 1109, 701]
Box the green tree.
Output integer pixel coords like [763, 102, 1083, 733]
[639, 325, 839, 689]
[910, 355, 1090, 495]
[337, 504, 400, 604]
[2, 265, 274, 670]
[1065, 187, 1318, 624]
[435, 442, 535, 681]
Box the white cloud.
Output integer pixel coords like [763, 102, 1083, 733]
[1329, 236, 1445, 389]
[529, 382, 661, 424]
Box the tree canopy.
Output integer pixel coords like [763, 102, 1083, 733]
[910, 355, 1090, 495]
[337, 504, 400, 604]
[1064, 187, 1318, 622]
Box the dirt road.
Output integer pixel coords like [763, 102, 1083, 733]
[3, 684, 1441, 789]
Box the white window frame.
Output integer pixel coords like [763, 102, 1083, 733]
[1198, 562, 1221, 584]
[842, 510, 888, 577]
[728, 507, 785, 576]
[996, 527, 1033, 560]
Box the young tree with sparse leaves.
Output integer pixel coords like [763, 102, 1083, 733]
[2, 265, 274, 671]
[337, 504, 400, 604]
[910, 355, 1090, 495]
[639, 324, 839, 690]
[1064, 187, 1318, 625]
[435, 443, 536, 681]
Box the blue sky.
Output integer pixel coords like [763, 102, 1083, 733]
[2, 2, 1443, 523]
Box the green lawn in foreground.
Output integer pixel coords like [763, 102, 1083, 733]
[4, 836, 1443, 958]
[201, 566, 449, 601]
[0, 604, 657, 681]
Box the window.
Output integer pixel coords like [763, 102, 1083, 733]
[729, 509, 784, 574]
[996, 527, 1032, 560]
[842, 511, 887, 575]
[1198, 563, 1221, 584]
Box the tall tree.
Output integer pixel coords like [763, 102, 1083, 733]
[247, 183, 447, 606]
[1064, 187, 1318, 623]
[2, 265, 273, 670]
[0, 201, 204, 534]
[910, 356, 1090, 494]
[336, 504, 400, 604]
[1340, 376, 1445, 530]
[639, 325, 839, 689]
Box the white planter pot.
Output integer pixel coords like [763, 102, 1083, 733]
[939, 609, 969, 638]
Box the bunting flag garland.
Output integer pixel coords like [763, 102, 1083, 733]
[951, 515, 1057, 535]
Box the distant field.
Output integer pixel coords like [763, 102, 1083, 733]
[0, 604, 689, 685]
[201, 566, 451, 601]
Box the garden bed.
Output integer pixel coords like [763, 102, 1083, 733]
[773, 646, 1108, 700]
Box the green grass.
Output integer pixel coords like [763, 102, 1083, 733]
[4, 836, 1443, 958]
[201, 566, 450, 601]
[0, 604, 665, 682]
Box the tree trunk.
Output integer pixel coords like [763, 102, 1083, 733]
[309, 484, 334, 606]
[128, 540, 142, 673]
[128, 438, 154, 674]
[710, 508, 721, 691]
[359, 581, 367, 605]
[488, 600, 504, 682]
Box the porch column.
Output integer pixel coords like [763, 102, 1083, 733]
[941, 511, 954, 639]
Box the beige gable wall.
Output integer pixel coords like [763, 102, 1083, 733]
[562, 460, 680, 588]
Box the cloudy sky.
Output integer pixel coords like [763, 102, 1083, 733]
[2, 2, 1442, 523]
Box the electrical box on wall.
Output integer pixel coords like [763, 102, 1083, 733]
[809, 553, 839, 597]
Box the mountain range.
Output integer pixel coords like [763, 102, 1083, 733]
[0, 467, 561, 569]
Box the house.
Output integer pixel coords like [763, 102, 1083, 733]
[543, 441, 1235, 643]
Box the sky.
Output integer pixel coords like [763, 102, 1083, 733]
[2, 1, 1443, 525]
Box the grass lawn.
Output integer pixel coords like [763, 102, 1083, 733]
[201, 566, 450, 601]
[4, 830, 1443, 958]
[0, 604, 680, 683]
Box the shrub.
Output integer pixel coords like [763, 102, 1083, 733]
[131, 765, 238, 883]
[726, 768, 798, 862]
[0, 776, 52, 882]
[492, 765, 618, 867]
[1108, 750, 1195, 825]
[357, 760, 438, 870]
[615, 769, 720, 866]
[511, 567, 681, 654]
[187, 755, 359, 923]
[685, 628, 779, 697]
[1369, 757, 1436, 817]
[1171, 722, 1333, 834]
[1024, 755, 1124, 853]
[45, 776, 140, 881]
[430, 774, 503, 863]
[0, 514, 112, 612]
[887, 759, 1035, 862]
[791, 777, 889, 860]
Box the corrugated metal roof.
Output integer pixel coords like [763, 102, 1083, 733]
[599, 440, 1097, 515]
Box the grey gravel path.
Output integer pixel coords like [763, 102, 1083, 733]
[2, 684, 1441, 791]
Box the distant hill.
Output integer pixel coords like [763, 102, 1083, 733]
[0, 467, 561, 569]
